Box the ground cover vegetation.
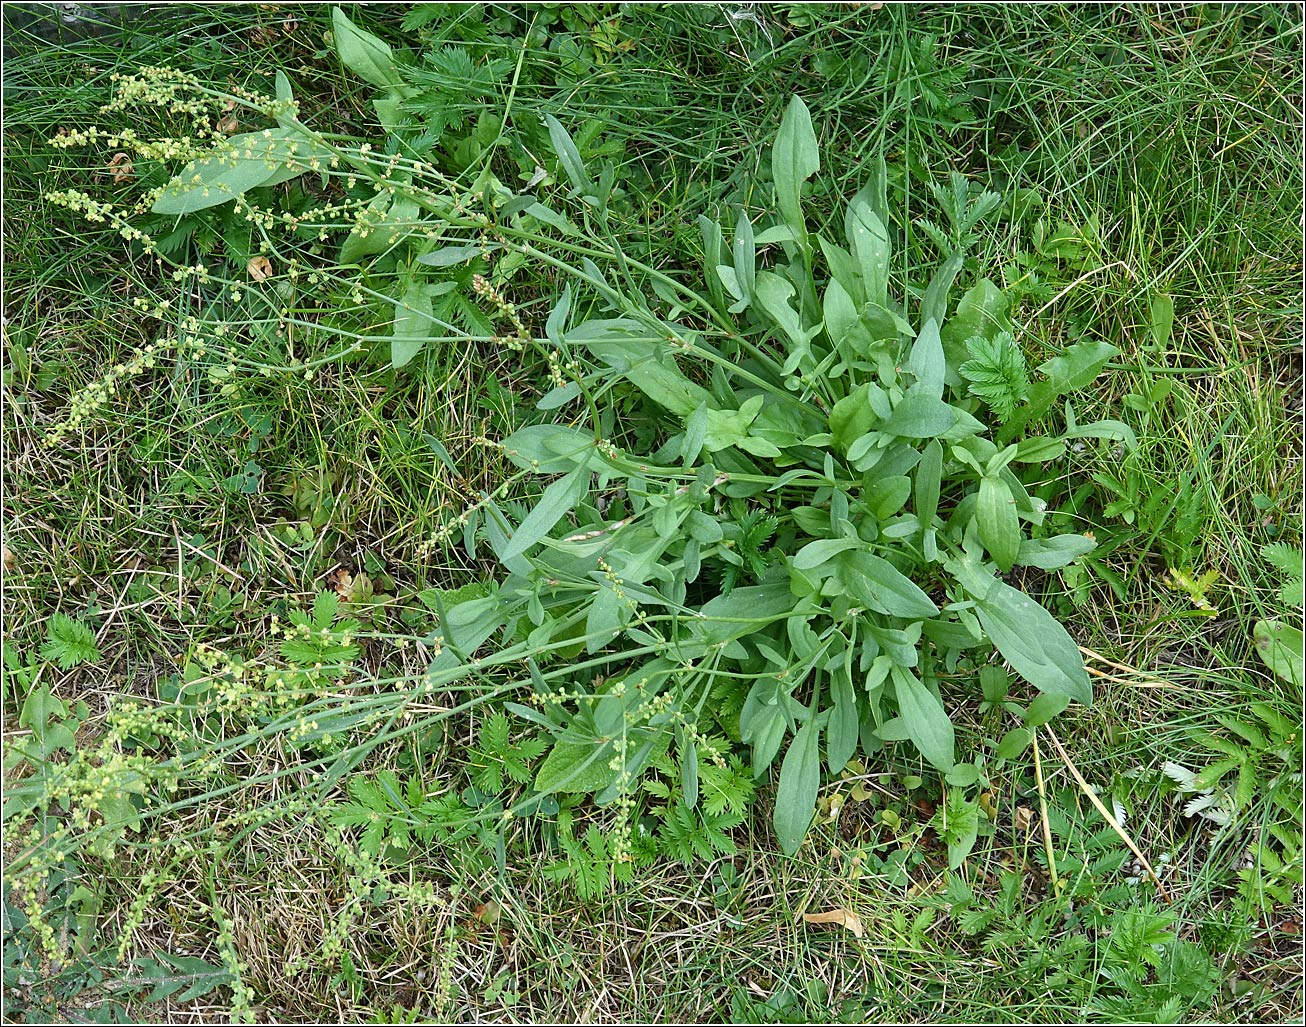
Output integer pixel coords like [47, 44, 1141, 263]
[2, 3, 1302, 1022]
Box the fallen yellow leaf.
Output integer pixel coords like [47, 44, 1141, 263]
[802, 907, 864, 939]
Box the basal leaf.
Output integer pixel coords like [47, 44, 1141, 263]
[977, 475, 1020, 572]
[772, 95, 820, 241]
[908, 317, 946, 399]
[502, 456, 592, 560]
[151, 128, 331, 215]
[839, 550, 939, 619]
[892, 666, 955, 771]
[332, 7, 404, 89]
[957, 560, 1092, 704]
[773, 722, 820, 855]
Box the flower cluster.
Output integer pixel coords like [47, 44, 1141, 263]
[44, 335, 204, 446]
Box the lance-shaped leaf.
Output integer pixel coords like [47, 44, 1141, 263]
[502, 455, 593, 560]
[772, 95, 819, 241]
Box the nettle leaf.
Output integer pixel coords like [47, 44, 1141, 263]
[773, 721, 820, 855]
[772, 95, 820, 241]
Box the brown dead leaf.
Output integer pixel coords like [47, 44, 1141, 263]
[247, 256, 273, 281]
[2, 541, 14, 572]
[802, 907, 864, 939]
[473, 900, 502, 925]
[108, 151, 134, 183]
[326, 566, 353, 597]
[1014, 806, 1035, 833]
[217, 112, 240, 135]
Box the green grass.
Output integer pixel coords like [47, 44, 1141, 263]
[3, 3, 1302, 1023]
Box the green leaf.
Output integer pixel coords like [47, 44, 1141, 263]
[940, 279, 1010, 378]
[571, 320, 711, 417]
[829, 384, 875, 452]
[838, 550, 939, 619]
[544, 114, 596, 196]
[914, 440, 943, 528]
[1149, 293, 1175, 350]
[391, 277, 434, 368]
[977, 475, 1020, 572]
[794, 537, 862, 572]
[935, 790, 980, 869]
[40, 613, 101, 669]
[995, 727, 1033, 759]
[773, 722, 820, 855]
[828, 672, 859, 774]
[921, 251, 964, 327]
[956, 560, 1092, 704]
[893, 666, 955, 771]
[332, 7, 403, 89]
[1253, 619, 1304, 688]
[534, 739, 619, 795]
[418, 243, 496, 268]
[1015, 534, 1096, 570]
[680, 733, 699, 809]
[880, 389, 963, 439]
[959, 331, 1030, 422]
[909, 318, 946, 398]
[151, 128, 331, 215]
[1038, 340, 1119, 393]
[754, 271, 813, 372]
[772, 95, 820, 241]
[502, 456, 592, 560]
[845, 194, 890, 306]
[1024, 692, 1070, 727]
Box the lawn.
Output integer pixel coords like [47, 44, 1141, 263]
[2, 3, 1302, 1023]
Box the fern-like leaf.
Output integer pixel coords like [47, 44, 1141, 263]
[40, 613, 101, 669]
[1262, 543, 1304, 608]
[958, 331, 1030, 422]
